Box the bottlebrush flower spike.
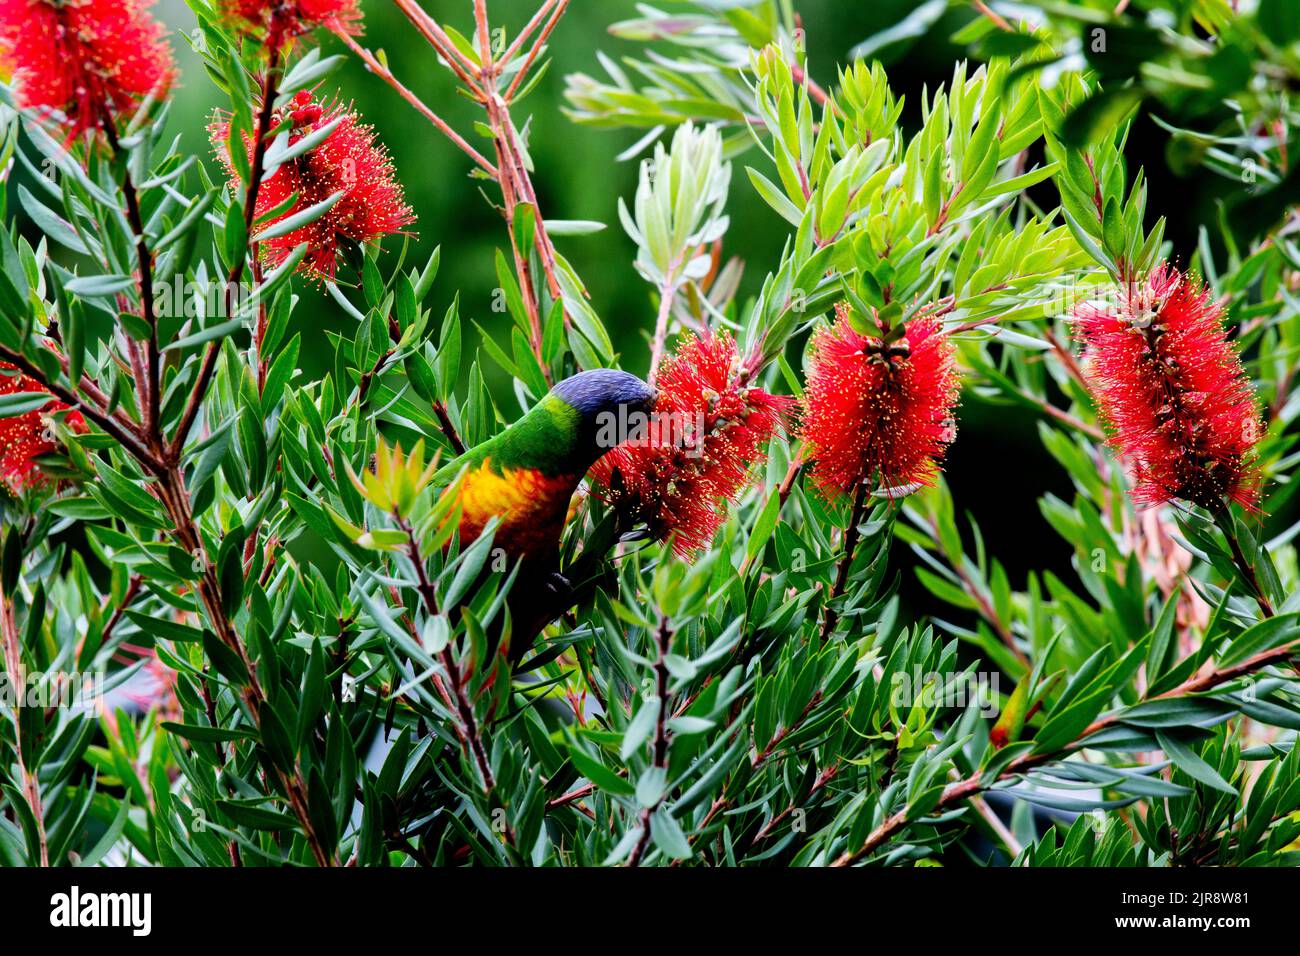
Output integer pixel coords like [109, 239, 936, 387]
[220, 0, 362, 52]
[0, 0, 174, 140]
[799, 304, 960, 501]
[1075, 264, 1262, 511]
[106, 652, 180, 722]
[211, 91, 414, 278]
[589, 332, 793, 559]
[0, 362, 85, 495]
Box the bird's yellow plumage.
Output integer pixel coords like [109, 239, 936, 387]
[454, 457, 577, 560]
[422, 368, 656, 657]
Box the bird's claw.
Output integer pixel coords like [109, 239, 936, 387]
[543, 571, 573, 601]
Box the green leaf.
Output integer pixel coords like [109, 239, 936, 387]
[253, 191, 345, 242]
[1219, 613, 1300, 668]
[125, 611, 205, 643]
[18, 186, 88, 255]
[164, 316, 246, 353]
[650, 807, 692, 859]
[202, 629, 249, 685]
[162, 722, 258, 743]
[567, 748, 633, 797]
[636, 766, 666, 808]
[1060, 89, 1143, 149]
[66, 274, 135, 298]
[440, 528, 499, 608]
[745, 490, 781, 567]
[79, 799, 130, 867]
[1121, 697, 1234, 728]
[621, 697, 660, 761]
[544, 219, 607, 236]
[1155, 731, 1236, 795]
[0, 391, 53, 416]
[746, 166, 803, 226]
[217, 799, 299, 831]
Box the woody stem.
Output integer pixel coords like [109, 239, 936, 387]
[625, 615, 672, 867]
[820, 481, 869, 640]
[1213, 507, 1274, 618]
[383, 0, 571, 385]
[101, 122, 162, 451]
[1, 594, 48, 866]
[173, 48, 281, 459]
[0, 347, 162, 473]
[153, 467, 334, 866]
[832, 635, 1300, 865]
[647, 268, 681, 389]
[394, 515, 497, 795]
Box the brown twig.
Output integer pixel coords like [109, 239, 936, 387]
[504, 0, 570, 101]
[1, 595, 48, 866]
[173, 50, 281, 459]
[830, 637, 1300, 865]
[790, 62, 834, 111]
[102, 122, 161, 448]
[40, 326, 124, 424]
[390, 0, 483, 91]
[1035, 396, 1105, 440]
[499, 0, 561, 66]
[396, 515, 497, 795]
[1214, 508, 1275, 618]
[100, 575, 143, 643]
[1044, 327, 1091, 394]
[625, 615, 672, 867]
[973, 1, 1013, 31]
[0, 346, 162, 472]
[547, 781, 595, 809]
[379, 0, 573, 384]
[647, 264, 683, 388]
[752, 693, 822, 768]
[484, 92, 562, 380]
[154, 465, 336, 866]
[432, 401, 467, 455]
[747, 763, 839, 850]
[820, 482, 868, 639]
[1, 350, 332, 863]
[336, 32, 498, 177]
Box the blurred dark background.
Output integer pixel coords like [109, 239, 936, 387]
[14, 0, 1270, 605]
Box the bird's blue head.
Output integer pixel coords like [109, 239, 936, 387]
[549, 368, 657, 464]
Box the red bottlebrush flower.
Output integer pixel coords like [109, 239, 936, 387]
[799, 305, 960, 501]
[0, 362, 85, 494]
[0, 0, 174, 139]
[1075, 264, 1262, 511]
[220, 0, 362, 52]
[211, 91, 414, 278]
[589, 332, 793, 559]
[121, 653, 180, 719]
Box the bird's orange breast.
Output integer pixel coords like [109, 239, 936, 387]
[454, 457, 578, 560]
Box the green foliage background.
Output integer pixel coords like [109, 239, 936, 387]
[121, 0, 1290, 599]
[3, 0, 1300, 869]
[17, 0, 1275, 600]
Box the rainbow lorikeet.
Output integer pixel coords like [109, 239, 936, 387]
[433, 369, 656, 648]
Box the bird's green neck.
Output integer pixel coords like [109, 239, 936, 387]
[491, 395, 585, 475]
[439, 395, 587, 481]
